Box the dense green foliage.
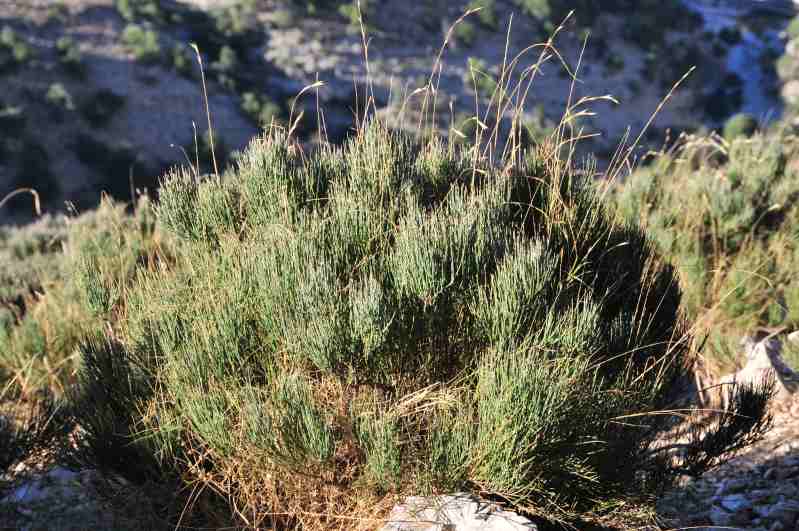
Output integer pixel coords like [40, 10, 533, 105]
[0, 200, 164, 397]
[0, 26, 32, 72]
[723, 113, 758, 141]
[121, 24, 162, 63]
[613, 129, 799, 370]
[38, 123, 765, 529]
[55, 36, 85, 78]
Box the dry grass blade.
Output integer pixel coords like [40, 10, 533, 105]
[0, 188, 41, 216]
[190, 42, 219, 179]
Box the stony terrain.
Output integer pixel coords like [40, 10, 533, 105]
[1, 0, 782, 224]
[657, 404, 799, 531]
[656, 334, 799, 531]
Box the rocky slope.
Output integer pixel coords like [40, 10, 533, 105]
[1, 0, 789, 224]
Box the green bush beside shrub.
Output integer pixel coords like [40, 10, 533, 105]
[121, 24, 161, 63]
[788, 16, 799, 40]
[0, 26, 32, 72]
[454, 21, 477, 48]
[469, 0, 499, 30]
[0, 199, 163, 398]
[723, 113, 758, 141]
[465, 57, 498, 98]
[55, 36, 85, 78]
[613, 130, 799, 370]
[45, 83, 75, 114]
[241, 92, 285, 128]
[115, 0, 164, 23]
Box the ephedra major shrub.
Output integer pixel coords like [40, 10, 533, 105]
[55, 7, 771, 528]
[67, 117, 773, 528]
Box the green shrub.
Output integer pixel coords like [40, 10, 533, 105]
[181, 128, 231, 176]
[451, 112, 479, 144]
[513, 0, 553, 20]
[0, 198, 163, 398]
[65, 122, 771, 528]
[121, 24, 161, 63]
[465, 57, 498, 98]
[338, 0, 373, 29]
[211, 45, 238, 75]
[115, 0, 164, 23]
[209, 45, 244, 91]
[454, 21, 476, 48]
[0, 27, 18, 49]
[271, 8, 296, 28]
[784, 337, 799, 370]
[469, 0, 498, 30]
[212, 0, 259, 42]
[612, 131, 799, 371]
[170, 43, 193, 77]
[0, 26, 32, 71]
[0, 214, 68, 301]
[46, 2, 70, 24]
[788, 16, 799, 40]
[241, 92, 285, 128]
[56, 36, 85, 78]
[723, 113, 758, 141]
[45, 83, 75, 114]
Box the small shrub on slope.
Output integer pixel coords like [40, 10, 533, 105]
[55, 36, 85, 78]
[723, 112, 758, 141]
[469, 0, 499, 30]
[115, 0, 164, 23]
[45, 83, 75, 115]
[121, 24, 161, 64]
[0, 198, 165, 399]
[0, 26, 32, 72]
[65, 122, 772, 529]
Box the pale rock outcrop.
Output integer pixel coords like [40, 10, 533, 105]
[382, 493, 537, 531]
[717, 335, 799, 407]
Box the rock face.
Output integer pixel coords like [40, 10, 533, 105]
[717, 335, 799, 406]
[382, 493, 537, 531]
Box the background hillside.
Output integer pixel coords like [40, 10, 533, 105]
[0, 0, 794, 223]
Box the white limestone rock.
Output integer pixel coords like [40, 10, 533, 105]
[718, 336, 799, 407]
[381, 493, 537, 531]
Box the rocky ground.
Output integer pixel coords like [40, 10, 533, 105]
[0, 466, 147, 530]
[656, 334, 799, 531]
[1, 2, 798, 530]
[657, 403, 799, 531]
